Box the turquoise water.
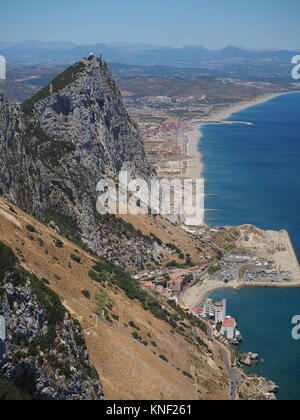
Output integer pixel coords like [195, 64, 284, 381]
[201, 93, 300, 400]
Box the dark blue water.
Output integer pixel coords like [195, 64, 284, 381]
[201, 93, 300, 400]
[203, 93, 300, 257]
[209, 288, 300, 400]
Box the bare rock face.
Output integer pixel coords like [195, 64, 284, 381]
[31, 58, 148, 178]
[0, 267, 104, 400]
[0, 57, 167, 267]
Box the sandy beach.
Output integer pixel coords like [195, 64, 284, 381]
[180, 277, 300, 310]
[184, 91, 298, 180]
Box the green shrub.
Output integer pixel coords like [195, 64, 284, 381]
[166, 243, 181, 253]
[88, 270, 99, 282]
[182, 371, 194, 380]
[159, 354, 169, 363]
[0, 242, 17, 279]
[166, 260, 181, 268]
[37, 238, 44, 247]
[55, 239, 64, 248]
[129, 321, 140, 331]
[41, 278, 50, 285]
[70, 254, 81, 264]
[81, 290, 91, 299]
[0, 378, 31, 401]
[8, 206, 17, 214]
[131, 332, 140, 341]
[98, 270, 111, 282]
[25, 224, 37, 233]
[95, 293, 107, 310]
[43, 209, 85, 250]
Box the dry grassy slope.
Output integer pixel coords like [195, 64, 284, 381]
[0, 197, 229, 400]
[120, 213, 218, 265]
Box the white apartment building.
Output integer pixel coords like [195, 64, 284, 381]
[221, 316, 237, 340]
[203, 298, 226, 322]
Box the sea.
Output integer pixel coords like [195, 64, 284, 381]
[201, 92, 300, 400]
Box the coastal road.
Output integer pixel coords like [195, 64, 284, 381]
[219, 343, 246, 400]
[219, 346, 237, 400]
[206, 321, 245, 400]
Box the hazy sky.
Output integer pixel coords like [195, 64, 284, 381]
[1, 0, 300, 50]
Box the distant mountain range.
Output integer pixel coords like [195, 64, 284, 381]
[0, 40, 298, 67]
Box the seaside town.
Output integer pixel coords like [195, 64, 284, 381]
[122, 92, 210, 178]
[135, 227, 295, 299]
[122, 88, 280, 180]
[134, 227, 293, 352]
[134, 261, 244, 347]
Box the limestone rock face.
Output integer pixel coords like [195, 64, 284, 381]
[33, 58, 148, 177]
[0, 270, 104, 400]
[0, 58, 166, 267]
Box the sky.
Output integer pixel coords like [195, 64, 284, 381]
[1, 0, 300, 50]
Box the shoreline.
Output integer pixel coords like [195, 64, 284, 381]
[181, 280, 300, 309]
[179, 90, 300, 307]
[184, 90, 300, 180]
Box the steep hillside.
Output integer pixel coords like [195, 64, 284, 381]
[0, 56, 179, 268]
[0, 264, 104, 401]
[0, 197, 230, 400]
[120, 213, 218, 265]
[0, 239, 103, 400]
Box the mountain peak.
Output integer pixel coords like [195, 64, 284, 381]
[0, 58, 153, 266]
[21, 56, 106, 115]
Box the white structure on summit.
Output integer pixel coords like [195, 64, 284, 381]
[203, 298, 226, 322]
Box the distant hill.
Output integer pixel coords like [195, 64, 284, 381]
[0, 40, 298, 67]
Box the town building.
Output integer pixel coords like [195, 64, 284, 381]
[191, 307, 203, 318]
[167, 277, 186, 292]
[203, 298, 226, 322]
[221, 316, 237, 340]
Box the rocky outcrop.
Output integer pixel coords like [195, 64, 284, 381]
[0, 57, 170, 267]
[238, 352, 262, 366]
[239, 375, 279, 401]
[0, 264, 104, 400]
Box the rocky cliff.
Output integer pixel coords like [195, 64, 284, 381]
[0, 243, 104, 400]
[0, 56, 169, 268]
